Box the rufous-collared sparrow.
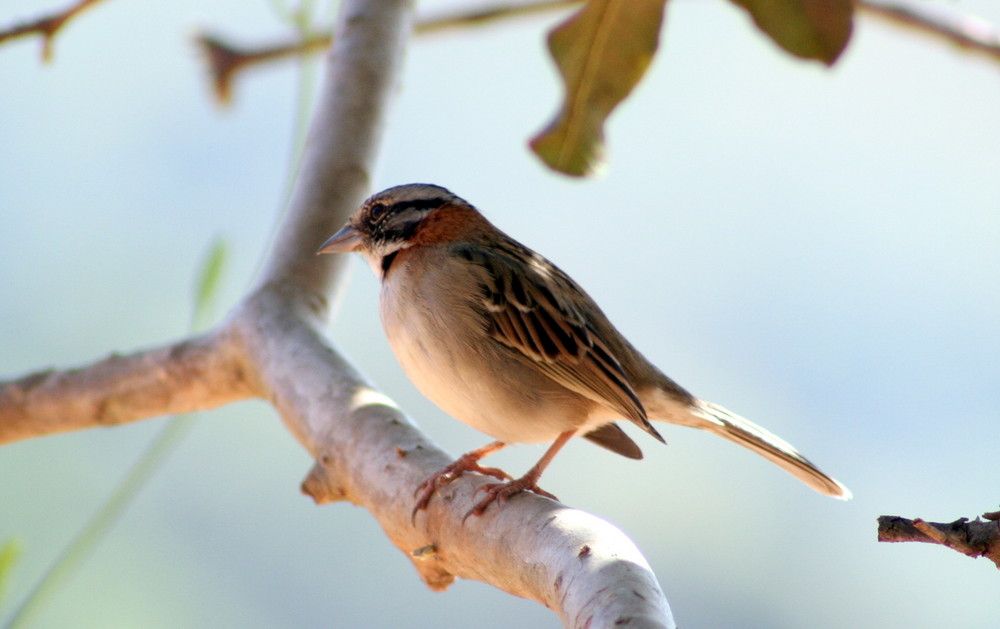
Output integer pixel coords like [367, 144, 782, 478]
[318, 184, 851, 516]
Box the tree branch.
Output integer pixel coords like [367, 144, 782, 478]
[234, 287, 674, 626]
[194, 0, 1000, 106]
[196, 0, 581, 104]
[859, 0, 1000, 63]
[0, 0, 107, 62]
[0, 330, 252, 445]
[877, 511, 1000, 568]
[251, 0, 413, 297]
[233, 0, 676, 621]
[0, 0, 675, 625]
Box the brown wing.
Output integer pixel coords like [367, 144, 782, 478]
[456, 240, 663, 442]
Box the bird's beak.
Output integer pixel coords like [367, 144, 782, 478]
[317, 225, 363, 254]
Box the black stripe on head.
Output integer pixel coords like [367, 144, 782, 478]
[358, 184, 467, 259]
[389, 197, 449, 214]
[366, 198, 447, 247]
[381, 198, 449, 242]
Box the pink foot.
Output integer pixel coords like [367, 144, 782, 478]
[465, 476, 560, 519]
[412, 454, 512, 520]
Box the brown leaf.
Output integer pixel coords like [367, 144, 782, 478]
[730, 0, 854, 65]
[530, 0, 667, 177]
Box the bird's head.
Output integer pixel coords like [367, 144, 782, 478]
[317, 183, 478, 261]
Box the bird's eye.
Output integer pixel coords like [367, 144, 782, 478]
[368, 203, 388, 223]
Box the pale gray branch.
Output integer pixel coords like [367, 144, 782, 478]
[235, 286, 674, 627]
[0, 330, 251, 445]
[1, 0, 675, 625]
[231, 0, 674, 618]
[253, 0, 414, 298]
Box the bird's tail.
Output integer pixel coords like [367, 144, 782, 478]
[689, 399, 852, 499]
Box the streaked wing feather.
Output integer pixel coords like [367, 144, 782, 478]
[537, 358, 645, 425]
[462, 242, 648, 427]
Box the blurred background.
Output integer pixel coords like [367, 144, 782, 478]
[2, 0, 999, 627]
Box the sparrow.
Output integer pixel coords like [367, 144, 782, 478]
[318, 183, 851, 517]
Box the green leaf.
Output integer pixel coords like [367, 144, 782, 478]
[730, 0, 854, 65]
[0, 539, 22, 608]
[192, 237, 229, 331]
[530, 0, 667, 177]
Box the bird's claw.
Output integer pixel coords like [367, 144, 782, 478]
[462, 478, 560, 521]
[411, 457, 512, 522]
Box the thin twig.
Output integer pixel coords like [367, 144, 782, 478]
[0, 0, 107, 62]
[196, 0, 1000, 105]
[412, 0, 580, 34]
[877, 511, 1000, 568]
[195, 32, 331, 104]
[196, 0, 580, 104]
[859, 0, 1000, 63]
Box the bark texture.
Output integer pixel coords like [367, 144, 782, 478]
[878, 512, 1000, 568]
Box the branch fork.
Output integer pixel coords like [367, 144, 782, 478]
[0, 1, 674, 626]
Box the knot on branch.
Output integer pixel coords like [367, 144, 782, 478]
[877, 509, 1000, 568]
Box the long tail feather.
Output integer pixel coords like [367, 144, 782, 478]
[690, 400, 852, 499]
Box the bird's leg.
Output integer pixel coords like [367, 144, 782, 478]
[466, 429, 576, 518]
[412, 440, 512, 519]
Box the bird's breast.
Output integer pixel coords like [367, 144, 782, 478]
[377, 251, 601, 444]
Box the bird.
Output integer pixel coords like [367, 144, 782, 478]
[317, 183, 851, 517]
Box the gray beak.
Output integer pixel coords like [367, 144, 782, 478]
[317, 225, 363, 254]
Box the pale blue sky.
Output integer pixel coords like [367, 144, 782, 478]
[2, 1, 999, 628]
